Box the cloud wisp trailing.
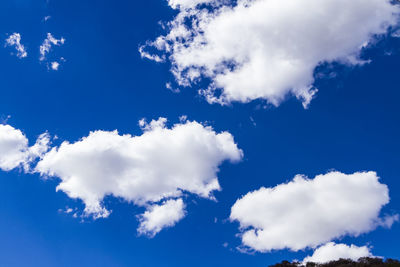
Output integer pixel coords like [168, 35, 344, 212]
[230, 171, 398, 252]
[141, 0, 400, 107]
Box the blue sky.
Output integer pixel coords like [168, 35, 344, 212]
[0, 0, 399, 266]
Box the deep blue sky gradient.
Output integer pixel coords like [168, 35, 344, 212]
[0, 0, 399, 266]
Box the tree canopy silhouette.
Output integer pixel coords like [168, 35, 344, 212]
[269, 258, 400, 267]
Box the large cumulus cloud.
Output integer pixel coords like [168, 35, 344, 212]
[35, 117, 242, 233]
[141, 0, 399, 107]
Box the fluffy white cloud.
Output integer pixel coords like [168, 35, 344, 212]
[36, 118, 242, 232]
[50, 61, 60, 71]
[5, 33, 27, 59]
[303, 242, 374, 263]
[40, 33, 65, 61]
[138, 198, 186, 237]
[0, 124, 50, 171]
[142, 0, 399, 107]
[51, 62, 59, 70]
[230, 171, 397, 252]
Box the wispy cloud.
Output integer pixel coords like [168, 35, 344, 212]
[39, 33, 65, 61]
[5, 33, 27, 59]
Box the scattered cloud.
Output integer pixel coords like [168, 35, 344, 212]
[0, 124, 50, 172]
[138, 198, 186, 237]
[58, 207, 79, 218]
[5, 33, 27, 59]
[303, 242, 374, 263]
[230, 171, 397, 252]
[4, 32, 66, 69]
[141, 0, 399, 107]
[166, 82, 180, 93]
[49, 57, 65, 71]
[50, 61, 60, 70]
[39, 33, 65, 61]
[35, 117, 243, 233]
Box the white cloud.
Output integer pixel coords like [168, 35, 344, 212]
[5, 33, 27, 59]
[36, 118, 242, 232]
[139, 45, 165, 63]
[0, 124, 30, 171]
[230, 171, 397, 252]
[303, 242, 374, 263]
[40, 33, 65, 61]
[0, 124, 50, 172]
[142, 0, 399, 107]
[138, 198, 186, 237]
[50, 61, 60, 70]
[167, 0, 214, 9]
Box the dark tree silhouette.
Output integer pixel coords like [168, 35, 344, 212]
[269, 258, 400, 267]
